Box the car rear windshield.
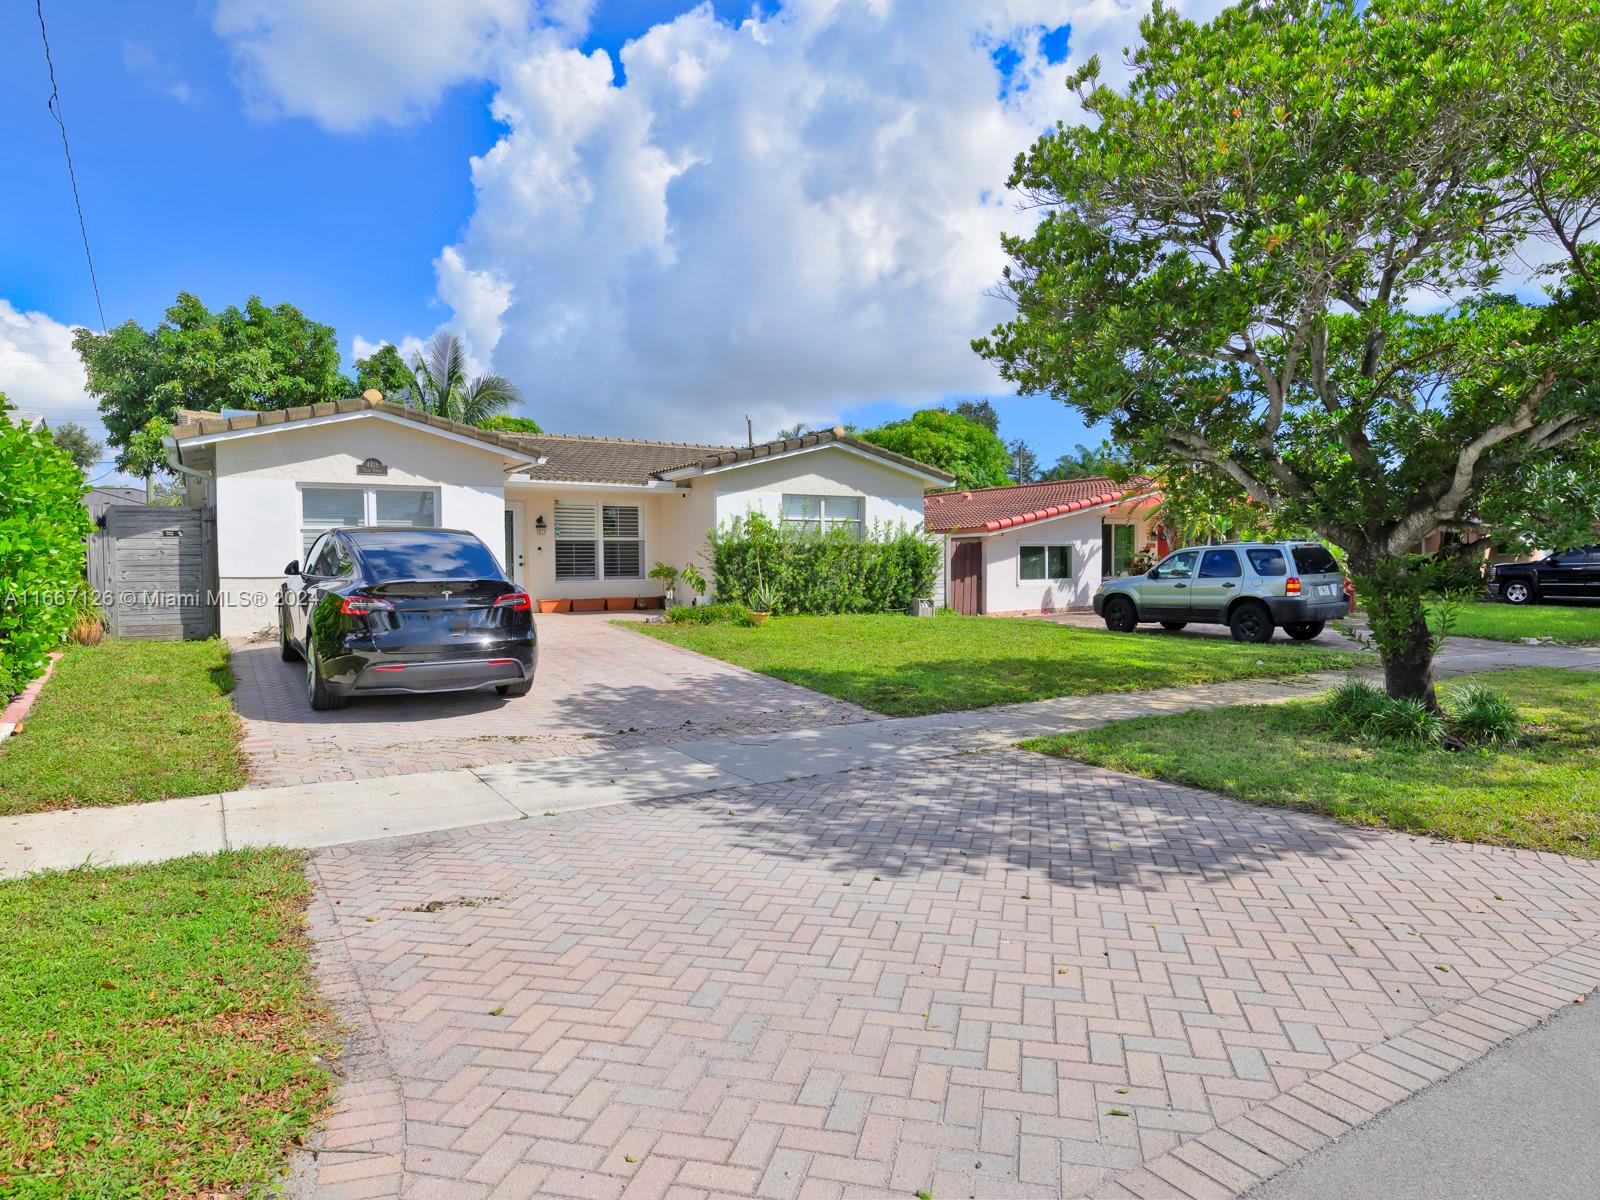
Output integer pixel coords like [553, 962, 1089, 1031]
[349, 530, 504, 582]
[1291, 544, 1341, 575]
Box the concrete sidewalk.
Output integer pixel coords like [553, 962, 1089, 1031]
[0, 670, 1340, 878]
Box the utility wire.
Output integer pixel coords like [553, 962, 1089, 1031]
[36, 0, 106, 332]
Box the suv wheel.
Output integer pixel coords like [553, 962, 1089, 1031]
[1228, 602, 1274, 644]
[306, 650, 346, 711]
[1159, 620, 1188, 631]
[1283, 620, 1325, 641]
[1103, 596, 1138, 633]
[1502, 580, 1534, 605]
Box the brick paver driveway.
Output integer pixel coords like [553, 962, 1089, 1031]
[233, 615, 876, 787]
[294, 750, 1600, 1199]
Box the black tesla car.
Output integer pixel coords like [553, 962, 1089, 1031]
[278, 527, 537, 711]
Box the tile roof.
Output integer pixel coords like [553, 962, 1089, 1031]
[924, 476, 1158, 533]
[169, 398, 957, 488]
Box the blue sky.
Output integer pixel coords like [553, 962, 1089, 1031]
[2, 1, 1108, 482]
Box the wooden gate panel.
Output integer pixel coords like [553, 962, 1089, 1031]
[90, 507, 219, 640]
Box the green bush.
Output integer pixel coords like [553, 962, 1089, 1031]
[664, 602, 757, 626]
[709, 513, 939, 615]
[0, 421, 89, 700]
[1317, 678, 1390, 737]
[1445, 681, 1521, 746]
[1365, 696, 1447, 747]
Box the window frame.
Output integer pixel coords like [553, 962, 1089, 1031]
[1197, 548, 1243, 579]
[1018, 543, 1075, 583]
[780, 493, 865, 538]
[298, 483, 439, 556]
[553, 500, 646, 581]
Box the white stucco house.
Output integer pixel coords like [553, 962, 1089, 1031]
[163, 393, 954, 637]
[926, 478, 1166, 615]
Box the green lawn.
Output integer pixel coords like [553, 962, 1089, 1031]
[1027, 668, 1600, 857]
[0, 850, 333, 1197]
[635, 612, 1360, 716]
[0, 639, 247, 817]
[1441, 601, 1600, 645]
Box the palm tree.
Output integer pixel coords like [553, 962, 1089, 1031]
[406, 332, 522, 426]
[776, 422, 810, 440]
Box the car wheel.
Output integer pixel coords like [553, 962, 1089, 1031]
[1229, 602, 1274, 644]
[1502, 580, 1534, 605]
[278, 609, 301, 662]
[1159, 620, 1188, 631]
[1283, 620, 1325, 641]
[497, 679, 533, 698]
[1103, 596, 1138, 633]
[306, 650, 346, 711]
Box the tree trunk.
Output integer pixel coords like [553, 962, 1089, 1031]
[1379, 611, 1438, 708]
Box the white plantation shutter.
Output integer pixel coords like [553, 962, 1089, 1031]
[602, 505, 643, 579]
[554, 501, 598, 580]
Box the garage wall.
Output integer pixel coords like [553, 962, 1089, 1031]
[510, 486, 679, 605]
[210, 416, 509, 637]
[978, 512, 1104, 614]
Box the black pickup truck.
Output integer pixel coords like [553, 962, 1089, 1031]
[1491, 547, 1600, 604]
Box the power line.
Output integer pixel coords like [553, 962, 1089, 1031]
[35, 0, 106, 332]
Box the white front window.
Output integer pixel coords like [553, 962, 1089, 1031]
[300, 485, 437, 554]
[1019, 544, 1073, 582]
[781, 494, 864, 537]
[554, 500, 643, 580]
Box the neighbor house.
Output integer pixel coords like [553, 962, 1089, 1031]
[163, 393, 954, 637]
[926, 478, 1165, 615]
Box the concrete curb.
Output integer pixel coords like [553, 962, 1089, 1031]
[0, 651, 62, 747]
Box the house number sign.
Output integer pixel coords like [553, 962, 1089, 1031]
[357, 457, 388, 476]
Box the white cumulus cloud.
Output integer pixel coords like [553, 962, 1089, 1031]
[213, 0, 592, 131]
[0, 300, 97, 427]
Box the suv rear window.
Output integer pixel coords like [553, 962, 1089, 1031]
[1246, 548, 1286, 577]
[1292, 544, 1340, 575]
[350, 530, 504, 581]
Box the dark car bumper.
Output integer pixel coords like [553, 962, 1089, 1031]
[321, 640, 537, 697]
[1265, 597, 1349, 622]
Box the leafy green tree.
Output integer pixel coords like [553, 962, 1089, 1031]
[406, 333, 523, 426]
[950, 399, 1000, 434]
[50, 422, 102, 472]
[124, 417, 174, 502]
[1040, 442, 1126, 481]
[354, 343, 416, 399]
[479, 414, 544, 434]
[73, 292, 350, 477]
[1477, 437, 1600, 552]
[0, 390, 11, 415]
[1006, 438, 1039, 483]
[976, 0, 1600, 706]
[859, 409, 1011, 491]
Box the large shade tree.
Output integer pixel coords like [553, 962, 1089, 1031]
[859, 408, 1012, 491]
[977, 0, 1600, 705]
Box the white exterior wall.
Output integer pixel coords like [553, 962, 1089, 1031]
[939, 509, 1159, 615]
[710, 447, 928, 535]
[210, 417, 509, 637]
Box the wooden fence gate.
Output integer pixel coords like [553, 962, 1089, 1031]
[88, 506, 219, 640]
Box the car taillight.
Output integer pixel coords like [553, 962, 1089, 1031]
[493, 591, 532, 611]
[1285, 577, 1302, 596]
[340, 594, 395, 615]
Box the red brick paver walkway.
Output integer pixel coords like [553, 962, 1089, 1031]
[235, 615, 877, 788]
[292, 750, 1600, 1199]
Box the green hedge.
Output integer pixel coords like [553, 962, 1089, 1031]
[0, 421, 89, 699]
[708, 513, 939, 615]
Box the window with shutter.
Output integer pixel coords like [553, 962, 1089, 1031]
[554, 501, 599, 580]
[602, 504, 643, 579]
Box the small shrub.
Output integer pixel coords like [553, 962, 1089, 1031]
[1318, 679, 1389, 737]
[1446, 682, 1521, 746]
[664, 602, 757, 627]
[1364, 696, 1447, 747]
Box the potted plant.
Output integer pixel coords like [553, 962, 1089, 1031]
[67, 587, 104, 645]
[649, 561, 679, 609]
[749, 581, 777, 626]
[680, 562, 707, 607]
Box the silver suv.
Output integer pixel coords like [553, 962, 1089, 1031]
[1093, 541, 1348, 643]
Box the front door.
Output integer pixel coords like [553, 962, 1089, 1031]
[950, 540, 984, 615]
[503, 502, 526, 585]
